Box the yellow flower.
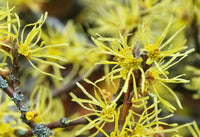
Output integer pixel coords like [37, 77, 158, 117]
[139, 16, 187, 65]
[92, 97, 178, 137]
[15, 12, 45, 60]
[92, 34, 146, 100]
[92, 34, 144, 80]
[13, 12, 66, 80]
[144, 48, 194, 112]
[126, 98, 179, 137]
[69, 79, 124, 136]
[25, 110, 38, 122]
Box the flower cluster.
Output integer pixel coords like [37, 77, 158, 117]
[69, 12, 198, 136]
[92, 17, 193, 112]
[0, 0, 199, 137]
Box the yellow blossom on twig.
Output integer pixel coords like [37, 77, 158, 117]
[13, 12, 67, 80]
[69, 79, 125, 136]
[139, 16, 187, 65]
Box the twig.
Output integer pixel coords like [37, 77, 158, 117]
[0, 73, 97, 137]
[22, 116, 96, 136]
[52, 64, 104, 98]
[11, 44, 20, 89]
[0, 47, 53, 136]
[118, 76, 133, 131]
[0, 75, 39, 131]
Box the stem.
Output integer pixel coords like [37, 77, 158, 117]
[118, 76, 133, 131]
[11, 45, 20, 89]
[22, 116, 95, 136]
[1, 77, 37, 129]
